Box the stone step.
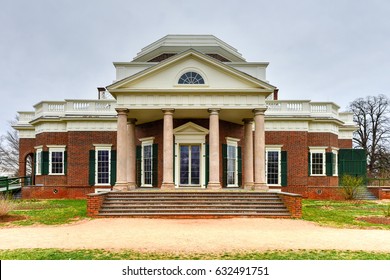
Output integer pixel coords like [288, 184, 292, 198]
[97, 212, 291, 217]
[97, 191, 292, 218]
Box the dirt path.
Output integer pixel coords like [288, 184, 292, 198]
[1, 218, 389, 253]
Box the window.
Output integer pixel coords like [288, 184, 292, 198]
[35, 147, 42, 175]
[178, 72, 205, 84]
[143, 144, 153, 185]
[139, 138, 155, 187]
[225, 138, 240, 187]
[266, 148, 281, 185]
[48, 146, 66, 175]
[95, 147, 111, 185]
[309, 147, 326, 176]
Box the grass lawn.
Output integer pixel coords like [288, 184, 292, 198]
[1, 199, 390, 260]
[302, 199, 390, 229]
[0, 248, 389, 260]
[3, 199, 87, 226]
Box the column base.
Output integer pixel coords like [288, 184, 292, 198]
[127, 182, 137, 190]
[207, 182, 222, 190]
[161, 182, 175, 190]
[113, 182, 129, 192]
[243, 182, 255, 190]
[253, 183, 269, 192]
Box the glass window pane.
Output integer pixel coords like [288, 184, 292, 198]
[267, 151, 279, 185]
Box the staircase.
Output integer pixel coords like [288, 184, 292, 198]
[354, 187, 377, 200]
[97, 191, 292, 218]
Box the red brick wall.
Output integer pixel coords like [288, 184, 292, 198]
[19, 138, 36, 177]
[22, 186, 95, 199]
[266, 131, 308, 186]
[278, 193, 302, 218]
[87, 192, 108, 216]
[67, 131, 117, 186]
[339, 139, 353, 149]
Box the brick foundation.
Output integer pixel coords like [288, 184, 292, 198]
[22, 186, 96, 199]
[278, 192, 302, 218]
[87, 192, 109, 217]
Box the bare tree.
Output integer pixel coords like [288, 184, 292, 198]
[349, 94, 390, 177]
[0, 117, 19, 176]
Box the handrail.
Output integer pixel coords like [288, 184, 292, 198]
[367, 178, 390, 187]
[0, 176, 32, 192]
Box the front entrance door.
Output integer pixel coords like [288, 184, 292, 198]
[179, 144, 201, 187]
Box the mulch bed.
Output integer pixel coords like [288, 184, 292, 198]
[356, 216, 390, 225]
[0, 215, 27, 223]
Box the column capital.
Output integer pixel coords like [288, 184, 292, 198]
[242, 118, 254, 124]
[208, 108, 221, 115]
[116, 108, 129, 115]
[162, 108, 175, 115]
[252, 108, 267, 115]
[127, 118, 137, 125]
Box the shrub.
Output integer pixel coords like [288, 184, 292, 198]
[339, 175, 365, 200]
[383, 204, 390, 218]
[0, 194, 16, 216]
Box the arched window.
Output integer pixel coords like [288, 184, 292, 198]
[178, 72, 205, 84]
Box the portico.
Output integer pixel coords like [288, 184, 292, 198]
[105, 39, 276, 191]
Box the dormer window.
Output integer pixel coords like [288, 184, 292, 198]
[178, 72, 205, 84]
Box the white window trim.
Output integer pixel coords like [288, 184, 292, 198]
[265, 146, 282, 186]
[35, 147, 43, 175]
[48, 145, 66, 175]
[332, 148, 339, 176]
[140, 137, 154, 187]
[309, 147, 326, 176]
[94, 145, 112, 186]
[226, 137, 240, 187]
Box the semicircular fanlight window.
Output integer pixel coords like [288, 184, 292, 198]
[178, 72, 205, 84]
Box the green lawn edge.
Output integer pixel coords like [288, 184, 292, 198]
[1, 248, 389, 260]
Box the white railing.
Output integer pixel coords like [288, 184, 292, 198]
[18, 112, 35, 123]
[34, 100, 116, 118]
[266, 100, 340, 119]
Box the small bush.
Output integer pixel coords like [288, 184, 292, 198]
[383, 205, 390, 217]
[339, 175, 365, 200]
[0, 195, 16, 216]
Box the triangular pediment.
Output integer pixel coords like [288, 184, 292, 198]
[173, 122, 209, 135]
[107, 49, 275, 94]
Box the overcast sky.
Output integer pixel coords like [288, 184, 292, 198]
[1, 0, 389, 136]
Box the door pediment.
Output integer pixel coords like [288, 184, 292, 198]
[173, 122, 209, 135]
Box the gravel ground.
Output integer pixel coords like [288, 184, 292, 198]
[1, 218, 389, 253]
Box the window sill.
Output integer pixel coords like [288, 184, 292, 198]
[48, 173, 65, 176]
[310, 174, 326, 177]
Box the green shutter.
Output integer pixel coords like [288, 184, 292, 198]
[326, 152, 333, 176]
[205, 144, 209, 186]
[110, 150, 117, 186]
[33, 152, 37, 175]
[136, 145, 142, 187]
[281, 151, 288, 186]
[308, 152, 311, 176]
[338, 149, 367, 181]
[89, 150, 96, 186]
[222, 144, 227, 187]
[237, 146, 242, 187]
[63, 151, 67, 175]
[152, 144, 158, 187]
[42, 151, 49, 175]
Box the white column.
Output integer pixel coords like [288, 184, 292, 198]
[161, 109, 175, 189]
[114, 108, 129, 191]
[253, 108, 268, 191]
[127, 118, 137, 189]
[243, 118, 254, 189]
[207, 109, 221, 189]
